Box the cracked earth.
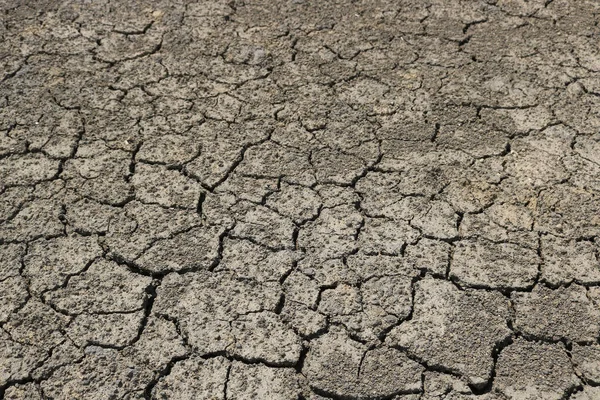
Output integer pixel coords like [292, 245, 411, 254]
[1, 0, 600, 399]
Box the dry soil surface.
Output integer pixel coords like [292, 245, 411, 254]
[2, 0, 600, 399]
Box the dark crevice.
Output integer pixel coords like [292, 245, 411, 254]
[223, 362, 232, 400]
[196, 191, 206, 219]
[125, 141, 143, 183]
[430, 122, 440, 143]
[469, 334, 514, 394]
[143, 354, 190, 400]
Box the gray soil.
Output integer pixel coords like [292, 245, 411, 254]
[1, 0, 600, 399]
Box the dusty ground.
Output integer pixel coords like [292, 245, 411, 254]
[1, 0, 600, 399]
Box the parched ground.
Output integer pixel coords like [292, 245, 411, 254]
[2, 0, 600, 399]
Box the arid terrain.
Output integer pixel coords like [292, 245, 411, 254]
[2, 0, 600, 399]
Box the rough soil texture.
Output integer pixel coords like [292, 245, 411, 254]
[1, 0, 600, 399]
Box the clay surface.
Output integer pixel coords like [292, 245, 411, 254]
[1, 0, 600, 398]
